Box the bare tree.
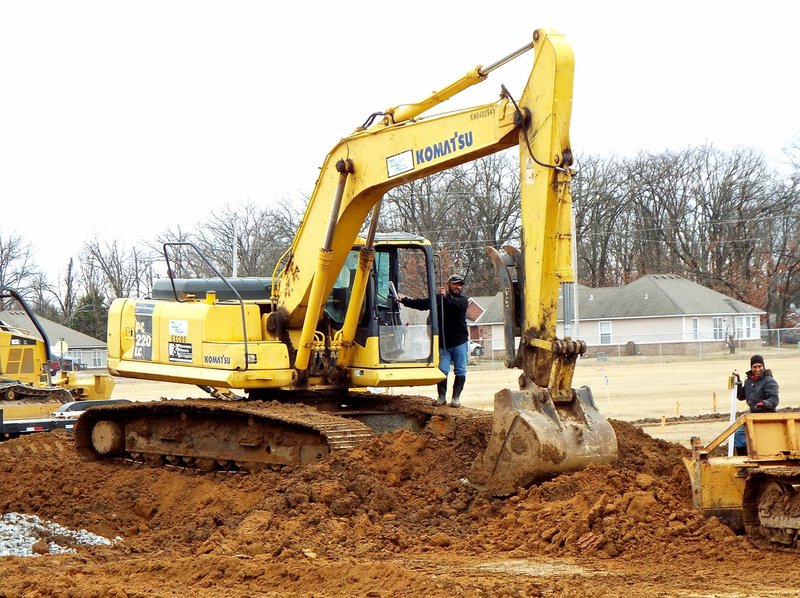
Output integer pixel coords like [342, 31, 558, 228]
[444, 153, 522, 294]
[82, 237, 158, 301]
[0, 229, 41, 307]
[25, 271, 61, 321]
[573, 154, 634, 286]
[381, 153, 522, 295]
[760, 176, 800, 328]
[155, 201, 302, 279]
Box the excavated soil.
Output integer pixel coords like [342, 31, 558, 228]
[1, 406, 799, 597]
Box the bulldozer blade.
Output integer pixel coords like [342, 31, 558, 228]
[469, 386, 618, 496]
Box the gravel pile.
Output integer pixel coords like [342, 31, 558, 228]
[0, 512, 119, 557]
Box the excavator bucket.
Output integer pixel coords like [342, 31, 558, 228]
[469, 385, 618, 496]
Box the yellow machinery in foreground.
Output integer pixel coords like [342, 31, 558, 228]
[76, 28, 617, 495]
[684, 413, 800, 549]
[0, 286, 114, 432]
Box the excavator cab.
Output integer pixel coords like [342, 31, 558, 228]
[372, 234, 437, 364]
[324, 233, 439, 371]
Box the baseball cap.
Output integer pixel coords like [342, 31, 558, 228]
[448, 274, 465, 284]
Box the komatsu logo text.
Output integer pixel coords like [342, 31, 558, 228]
[204, 355, 231, 365]
[416, 131, 473, 165]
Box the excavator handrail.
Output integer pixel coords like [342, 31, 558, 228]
[161, 242, 251, 372]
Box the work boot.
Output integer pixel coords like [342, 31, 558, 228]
[434, 380, 447, 406]
[450, 375, 466, 408]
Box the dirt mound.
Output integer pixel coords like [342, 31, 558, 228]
[447, 420, 732, 561]
[462, 463, 733, 560]
[0, 415, 714, 560]
[0, 411, 796, 596]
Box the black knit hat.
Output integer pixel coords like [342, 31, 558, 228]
[750, 354, 765, 367]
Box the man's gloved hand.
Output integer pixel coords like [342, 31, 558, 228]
[732, 371, 741, 385]
[755, 401, 766, 410]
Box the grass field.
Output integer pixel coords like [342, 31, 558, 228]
[397, 346, 800, 447]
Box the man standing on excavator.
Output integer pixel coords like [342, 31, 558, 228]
[732, 354, 780, 454]
[400, 274, 470, 407]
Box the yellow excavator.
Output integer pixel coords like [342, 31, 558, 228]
[0, 286, 114, 436]
[75, 28, 617, 495]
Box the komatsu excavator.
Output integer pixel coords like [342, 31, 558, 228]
[76, 28, 617, 495]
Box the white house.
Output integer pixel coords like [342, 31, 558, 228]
[469, 274, 764, 358]
[0, 310, 109, 370]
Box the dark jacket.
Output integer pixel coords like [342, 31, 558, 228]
[737, 369, 779, 412]
[402, 292, 469, 349]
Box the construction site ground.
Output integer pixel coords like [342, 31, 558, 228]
[2, 349, 800, 597]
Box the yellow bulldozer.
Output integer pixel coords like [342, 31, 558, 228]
[0, 286, 114, 435]
[75, 28, 617, 495]
[685, 412, 800, 550]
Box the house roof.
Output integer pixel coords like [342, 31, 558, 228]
[0, 310, 106, 349]
[469, 293, 505, 324]
[578, 274, 763, 320]
[470, 274, 763, 324]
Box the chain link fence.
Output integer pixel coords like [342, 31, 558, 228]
[472, 328, 800, 364]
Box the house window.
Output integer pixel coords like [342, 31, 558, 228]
[713, 317, 724, 340]
[692, 317, 699, 340]
[735, 316, 744, 339]
[736, 315, 757, 339]
[599, 321, 612, 345]
[735, 315, 757, 339]
[92, 349, 103, 368]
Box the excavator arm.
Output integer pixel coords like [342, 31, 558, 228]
[275, 29, 574, 381]
[273, 29, 616, 494]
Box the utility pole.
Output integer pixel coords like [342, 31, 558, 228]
[232, 218, 239, 277]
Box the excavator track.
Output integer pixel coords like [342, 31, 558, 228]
[73, 393, 490, 474]
[0, 382, 71, 403]
[74, 399, 377, 473]
[742, 468, 800, 551]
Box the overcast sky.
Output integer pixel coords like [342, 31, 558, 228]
[2, 1, 798, 282]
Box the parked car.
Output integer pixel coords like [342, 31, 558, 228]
[469, 340, 484, 357]
[51, 398, 131, 420]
